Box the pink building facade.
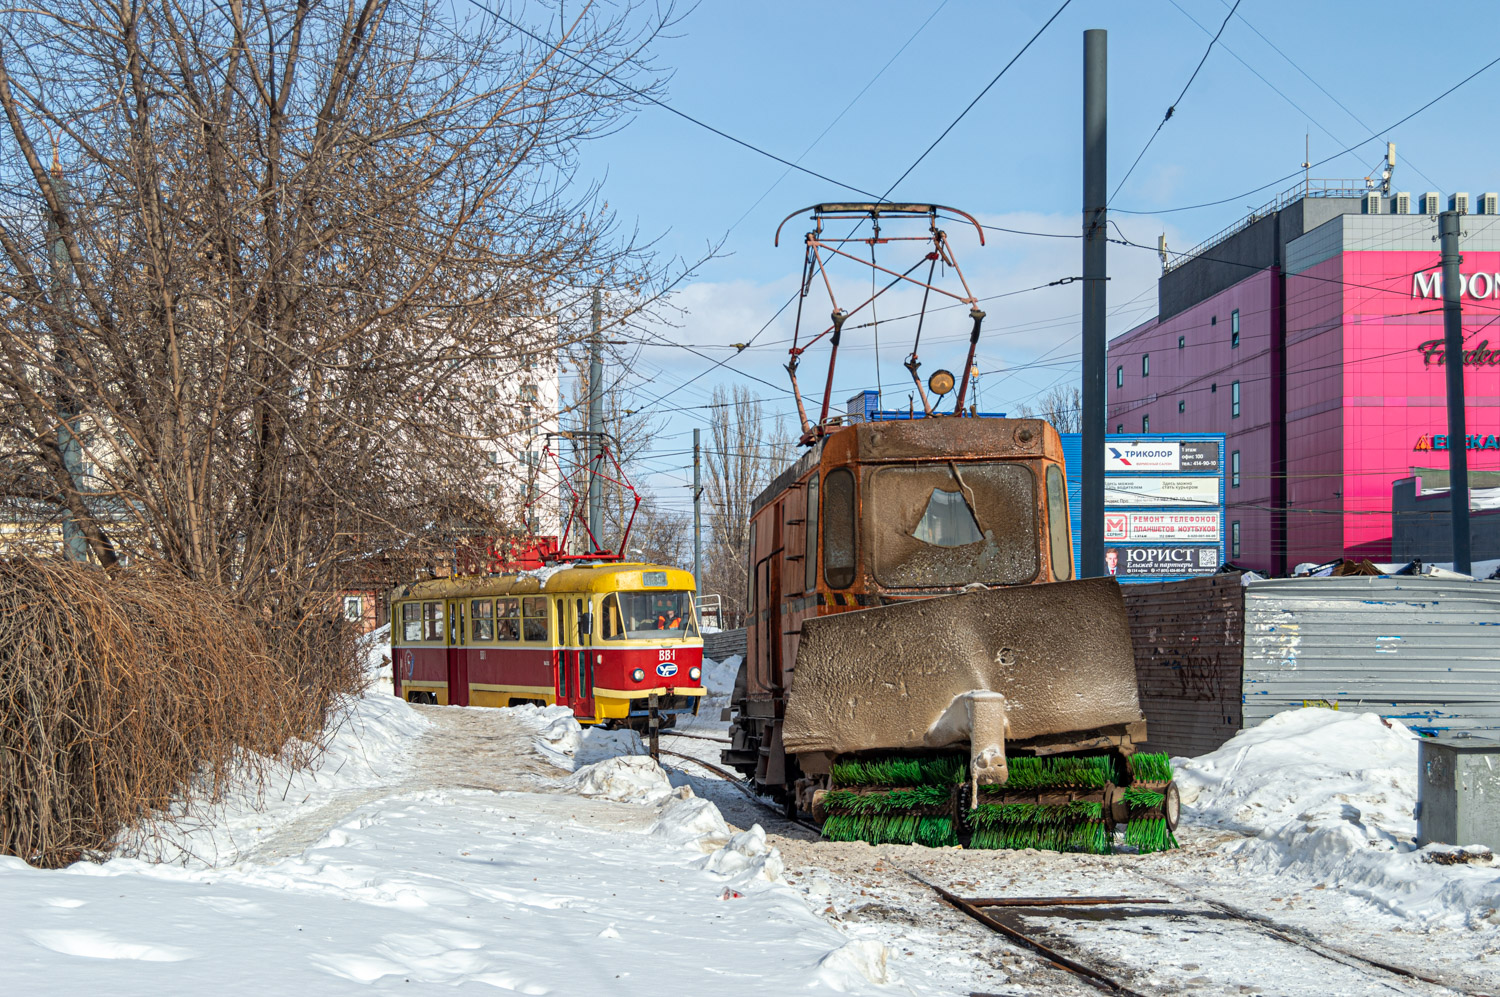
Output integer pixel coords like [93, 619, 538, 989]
[1110, 200, 1500, 572]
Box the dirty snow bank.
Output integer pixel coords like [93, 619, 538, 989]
[701, 653, 741, 702]
[566, 755, 674, 805]
[120, 690, 429, 866]
[1176, 708, 1500, 926]
[500, 703, 647, 771]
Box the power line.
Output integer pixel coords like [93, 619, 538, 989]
[1210, 0, 1442, 193]
[465, 0, 883, 199]
[1115, 51, 1500, 215]
[882, 0, 1074, 195]
[1109, 0, 1240, 207]
[721, 0, 954, 237]
[625, 0, 1077, 427]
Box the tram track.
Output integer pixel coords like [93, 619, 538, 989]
[653, 741, 1488, 996]
[906, 871, 1492, 997]
[654, 746, 823, 835]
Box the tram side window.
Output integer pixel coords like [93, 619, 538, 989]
[496, 597, 521, 641]
[401, 603, 422, 642]
[522, 597, 549, 641]
[804, 472, 819, 592]
[1046, 464, 1073, 582]
[601, 594, 625, 639]
[823, 468, 856, 589]
[471, 599, 494, 641]
[421, 601, 443, 641]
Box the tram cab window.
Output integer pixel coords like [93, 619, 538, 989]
[496, 597, 521, 641]
[521, 597, 548, 641]
[401, 603, 422, 642]
[421, 601, 443, 641]
[600, 591, 698, 639]
[471, 599, 494, 641]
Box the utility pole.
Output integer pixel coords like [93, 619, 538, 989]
[48, 153, 88, 562]
[587, 288, 604, 550]
[1081, 28, 1107, 578]
[1439, 211, 1472, 574]
[693, 428, 703, 584]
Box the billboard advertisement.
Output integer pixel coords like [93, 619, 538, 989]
[1103, 476, 1221, 508]
[1104, 511, 1222, 542]
[1104, 544, 1222, 577]
[1062, 433, 1228, 584]
[1104, 440, 1221, 472]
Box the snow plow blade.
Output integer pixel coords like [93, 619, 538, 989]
[782, 576, 1143, 768]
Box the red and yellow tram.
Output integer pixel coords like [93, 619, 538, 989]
[389, 563, 704, 726]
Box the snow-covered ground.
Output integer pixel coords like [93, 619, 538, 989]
[5, 641, 1498, 997]
[0, 688, 899, 995]
[1174, 708, 1500, 928]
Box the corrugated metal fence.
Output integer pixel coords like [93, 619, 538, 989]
[1242, 576, 1500, 736]
[1122, 574, 1245, 757]
[702, 628, 747, 664]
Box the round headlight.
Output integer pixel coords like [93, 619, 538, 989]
[689, 666, 702, 682]
[631, 668, 645, 682]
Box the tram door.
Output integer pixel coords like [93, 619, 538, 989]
[446, 599, 469, 706]
[573, 597, 595, 719]
[554, 597, 595, 719]
[554, 598, 571, 709]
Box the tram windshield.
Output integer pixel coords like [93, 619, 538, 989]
[601, 591, 698, 639]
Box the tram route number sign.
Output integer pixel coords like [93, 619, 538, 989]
[1104, 545, 1221, 577]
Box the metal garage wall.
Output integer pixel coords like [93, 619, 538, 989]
[1123, 574, 1246, 757]
[1242, 576, 1500, 735]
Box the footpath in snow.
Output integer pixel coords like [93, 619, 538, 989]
[0, 650, 901, 996]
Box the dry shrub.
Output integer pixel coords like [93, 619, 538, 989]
[0, 559, 362, 867]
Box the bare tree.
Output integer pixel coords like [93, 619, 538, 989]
[1014, 385, 1082, 433]
[0, 0, 674, 610]
[701, 384, 788, 626]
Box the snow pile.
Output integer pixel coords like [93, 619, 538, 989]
[701, 653, 741, 701]
[357, 623, 391, 688]
[699, 822, 785, 884]
[498, 704, 647, 772]
[647, 791, 732, 854]
[500, 704, 582, 770]
[1177, 709, 1417, 834]
[564, 755, 674, 805]
[817, 939, 895, 990]
[121, 690, 429, 866]
[1177, 708, 1500, 926]
[577, 726, 646, 766]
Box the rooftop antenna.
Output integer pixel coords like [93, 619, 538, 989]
[1382, 142, 1396, 195]
[1301, 133, 1310, 193]
[1157, 233, 1169, 271]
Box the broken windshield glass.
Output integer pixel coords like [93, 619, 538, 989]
[912, 487, 983, 547]
[867, 462, 1038, 588]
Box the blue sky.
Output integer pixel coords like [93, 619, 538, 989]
[543, 0, 1500, 510]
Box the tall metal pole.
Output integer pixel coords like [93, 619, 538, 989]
[1439, 212, 1472, 574]
[693, 427, 702, 583]
[587, 288, 604, 550]
[1081, 29, 1108, 578]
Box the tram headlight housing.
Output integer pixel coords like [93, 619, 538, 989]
[689, 666, 701, 682]
[631, 668, 646, 682]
